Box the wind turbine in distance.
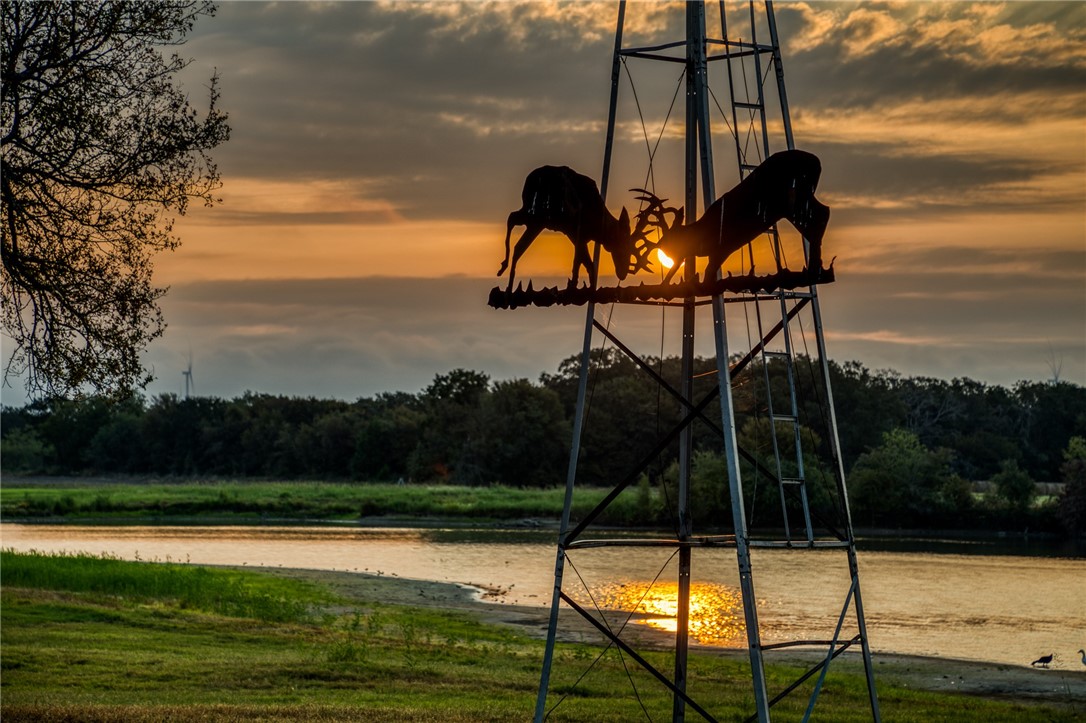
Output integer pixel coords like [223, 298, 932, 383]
[182, 349, 195, 400]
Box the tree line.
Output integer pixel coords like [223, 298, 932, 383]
[2, 352, 1084, 535]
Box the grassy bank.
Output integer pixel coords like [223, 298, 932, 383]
[1, 549, 332, 622]
[2, 550, 1081, 722]
[0, 480, 642, 524]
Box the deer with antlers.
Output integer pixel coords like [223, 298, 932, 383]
[636, 149, 830, 284]
[497, 166, 659, 292]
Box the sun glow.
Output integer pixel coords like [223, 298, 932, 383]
[588, 581, 746, 645]
[656, 248, 675, 269]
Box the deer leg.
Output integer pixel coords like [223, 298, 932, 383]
[570, 240, 594, 288]
[706, 252, 726, 283]
[499, 209, 532, 277]
[792, 197, 829, 273]
[506, 224, 544, 292]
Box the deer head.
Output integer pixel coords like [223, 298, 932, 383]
[609, 202, 665, 281]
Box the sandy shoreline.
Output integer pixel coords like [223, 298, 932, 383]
[251, 565, 1086, 709]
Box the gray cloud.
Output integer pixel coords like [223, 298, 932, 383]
[5, 268, 1076, 408]
[183, 2, 617, 220]
[176, 2, 1085, 228]
[846, 244, 1085, 279]
[127, 259, 1082, 406]
[43, 0, 1069, 409]
[143, 276, 589, 401]
[815, 144, 1049, 212]
[777, 2, 1086, 106]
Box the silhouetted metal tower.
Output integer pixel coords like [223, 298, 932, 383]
[534, 3, 880, 721]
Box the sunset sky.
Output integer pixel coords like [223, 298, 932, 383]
[8, 1, 1083, 405]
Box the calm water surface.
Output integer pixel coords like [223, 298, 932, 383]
[2, 523, 1083, 670]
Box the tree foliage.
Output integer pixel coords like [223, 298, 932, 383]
[409, 369, 490, 482]
[2, 355, 1083, 536]
[848, 428, 970, 528]
[1057, 436, 1086, 535]
[990, 458, 1035, 512]
[1, 0, 229, 398]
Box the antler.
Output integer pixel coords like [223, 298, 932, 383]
[629, 238, 656, 274]
[626, 188, 684, 275]
[630, 188, 683, 239]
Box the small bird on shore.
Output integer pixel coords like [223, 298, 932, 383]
[1079, 649, 1085, 666]
[1031, 653, 1053, 668]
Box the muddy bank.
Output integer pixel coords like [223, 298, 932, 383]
[250, 566, 1085, 709]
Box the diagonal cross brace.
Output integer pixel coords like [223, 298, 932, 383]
[597, 312, 846, 542]
[802, 576, 858, 722]
[594, 318, 724, 439]
[565, 297, 811, 546]
[593, 296, 809, 430]
[558, 591, 720, 722]
[742, 635, 861, 723]
[563, 383, 720, 546]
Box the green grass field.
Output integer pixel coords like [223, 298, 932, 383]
[1, 550, 1079, 722]
[0, 480, 647, 524]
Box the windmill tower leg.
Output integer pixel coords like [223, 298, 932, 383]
[687, 1, 777, 717]
[716, 1, 881, 719]
[534, 4, 627, 721]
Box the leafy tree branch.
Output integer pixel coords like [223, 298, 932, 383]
[1, 0, 229, 398]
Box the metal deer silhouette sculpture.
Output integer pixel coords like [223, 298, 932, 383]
[498, 166, 658, 292]
[638, 149, 830, 283]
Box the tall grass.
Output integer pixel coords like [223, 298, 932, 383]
[0, 481, 647, 523]
[0, 549, 330, 622]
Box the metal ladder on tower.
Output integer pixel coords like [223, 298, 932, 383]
[716, 3, 881, 720]
[722, 0, 816, 548]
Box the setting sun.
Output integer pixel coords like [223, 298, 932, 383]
[588, 580, 747, 645]
[656, 248, 675, 269]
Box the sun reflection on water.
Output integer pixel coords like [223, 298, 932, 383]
[585, 581, 747, 646]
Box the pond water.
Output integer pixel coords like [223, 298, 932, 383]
[2, 523, 1083, 671]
